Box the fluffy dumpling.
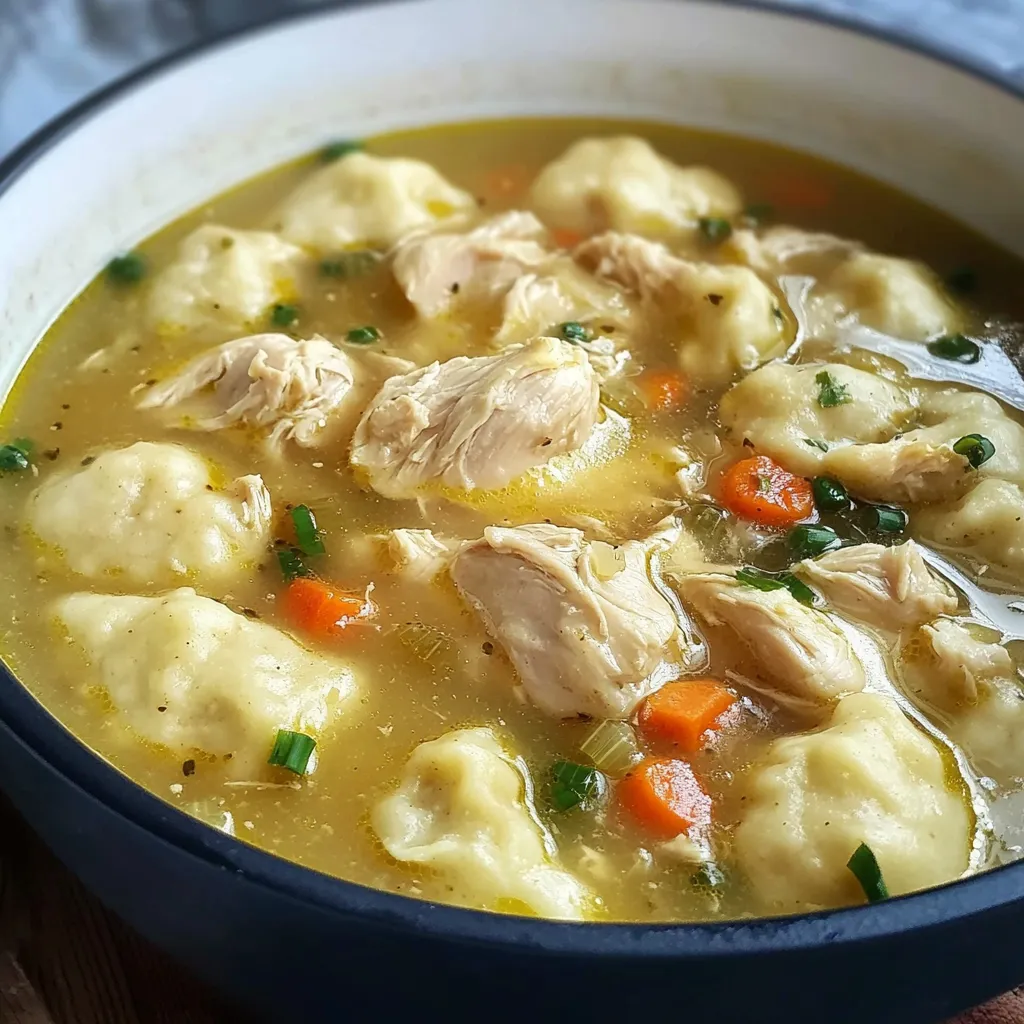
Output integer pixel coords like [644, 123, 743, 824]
[575, 231, 788, 383]
[914, 478, 1024, 583]
[529, 136, 741, 240]
[393, 211, 549, 318]
[450, 524, 681, 719]
[794, 541, 958, 631]
[147, 225, 305, 335]
[53, 588, 355, 772]
[735, 693, 971, 912]
[136, 333, 357, 449]
[350, 337, 600, 499]
[26, 441, 271, 585]
[372, 727, 593, 919]
[717, 361, 914, 477]
[274, 151, 475, 251]
[673, 571, 865, 712]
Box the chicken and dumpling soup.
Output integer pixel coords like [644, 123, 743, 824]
[5, 118, 1024, 923]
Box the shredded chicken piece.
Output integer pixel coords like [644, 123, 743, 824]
[386, 529, 460, 582]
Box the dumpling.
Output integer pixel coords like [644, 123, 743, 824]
[575, 231, 788, 383]
[529, 136, 741, 240]
[673, 571, 865, 712]
[901, 618, 1024, 781]
[26, 442, 271, 585]
[372, 727, 593, 919]
[147, 225, 305, 335]
[274, 151, 475, 251]
[53, 588, 355, 772]
[450, 524, 681, 719]
[914, 478, 1024, 583]
[728, 225, 860, 275]
[794, 541, 958, 631]
[136, 333, 357, 450]
[350, 337, 600, 498]
[734, 693, 971, 912]
[717, 361, 914, 477]
[393, 211, 549, 318]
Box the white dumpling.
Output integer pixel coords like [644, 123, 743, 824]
[529, 136, 741, 240]
[53, 588, 355, 772]
[915, 478, 1024, 583]
[26, 441, 271, 585]
[718, 361, 914, 477]
[735, 692, 971, 912]
[372, 727, 593, 919]
[147, 225, 305, 335]
[274, 151, 476, 251]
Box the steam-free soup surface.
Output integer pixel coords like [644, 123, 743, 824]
[2, 118, 1024, 923]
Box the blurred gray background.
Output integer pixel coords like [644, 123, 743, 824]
[1, 0, 1023, 159]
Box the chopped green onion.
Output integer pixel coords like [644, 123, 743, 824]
[320, 139, 362, 162]
[945, 266, 977, 294]
[550, 760, 602, 811]
[698, 217, 732, 243]
[802, 437, 829, 452]
[736, 566, 816, 606]
[863, 504, 907, 534]
[579, 720, 640, 777]
[953, 433, 996, 468]
[927, 333, 981, 364]
[787, 524, 841, 559]
[278, 547, 313, 581]
[0, 437, 33, 473]
[811, 476, 849, 512]
[847, 842, 889, 903]
[559, 321, 591, 344]
[271, 303, 298, 327]
[290, 504, 325, 556]
[319, 250, 379, 278]
[268, 729, 317, 775]
[346, 325, 380, 344]
[106, 252, 146, 284]
[742, 202, 774, 226]
[815, 370, 852, 408]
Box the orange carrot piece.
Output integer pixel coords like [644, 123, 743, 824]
[283, 577, 375, 637]
[639, 369, 688, 412]
[551, 227, 584, 250]
[719, 454, 813, 528]
[618, 758, 712, 837]
[639, 680, 737, 752]
[484, 164, 531, 199]
[762, 172, 832, 211]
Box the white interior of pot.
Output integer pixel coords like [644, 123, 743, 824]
[0, 0, 1021, 398]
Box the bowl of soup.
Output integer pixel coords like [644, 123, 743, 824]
[2, 1, 1024, 1020]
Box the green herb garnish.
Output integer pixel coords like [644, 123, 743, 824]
[550, 760, 602, 812]
[320, 139, 362, 162]
[319, 250, 379, 278]
[278, 547, 313, 581]
[346, 325, 380, 344]
[927, 333, 981, 364]
[698, 217, 733, 243]
[0, 437, 34, 473]
[863, 504, 907, 535]
[811, 476, 850, 512]
[802, 438, 829, 453]
[815, 370, 852, 408]
[290, 504, 325, 557]
[106, 252, 146, 285]
[735, 566, 816, 606]
[787, 524, 841, 559]
[559, 321, 591, 344]
[270, 303, 299, 327]
[691, 862, 727, 890]
[945, 266, 977, 294]
[953, 433, 996, 468]
[268, 729, 317, 775]
[847, 842, 889, 903]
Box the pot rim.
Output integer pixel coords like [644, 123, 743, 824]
[2, 0, 1023, 959]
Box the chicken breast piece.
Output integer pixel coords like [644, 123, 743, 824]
[53, 588, 355, 773]
[718, 361, 914, 477]
[386, 528, 461, 582]
[674, 572, 865, 711]
[136, 333, 357, 450]
[393, 211, 549, 318]
[274, 151, 476, 251]
[147, 225, 305, 335]
[26, 442, 271, 586]
[794, 541, 958, 631]
[735, 692, 971, 912]
[350, 337, 600, 498]
[529, 136, 741, 240]
[372, 727, 593, 919]
[575, 231, 788, 383]
[450, 524, 681, 719]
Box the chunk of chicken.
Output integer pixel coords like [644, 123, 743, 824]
[136, 333, 357, 450]
[674, 572, 865, 712]
[274, 151, 475, 251]
[386, 528, 460, 582]
[350, 337, 600, 499]
[450, 524, 681, 719]
[529, 136, 741, 240]
[728, 226, 860, 275]
[575, 231, 788, 383]
[393, 211, 549, 318]
[794, 541, 957, 631]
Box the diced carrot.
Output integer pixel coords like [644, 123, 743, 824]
[618, 758, 711, 838]
[719, 454, 813, 528]
[484, 164, 531, 200]
[283, 577, 375, 638]
[639, 680, 737, 752]
[551, 227, 584, 250]
[639, 369, 688, 412]
[762, 172, 832, 211]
